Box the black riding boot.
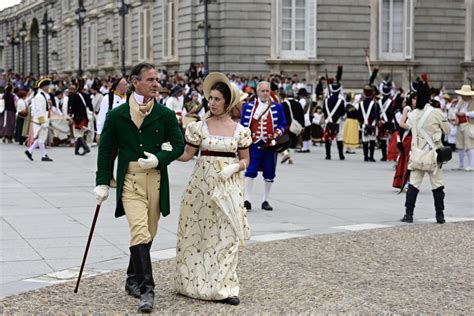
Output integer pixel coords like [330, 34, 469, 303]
[325, 141, 331, 160]
[363, 142, 369, 161]
[125, 256, 140, 298]
[380, 140, 387, 161]
[401, 184, 419, 223]
[79, 137, 90, 156]
[130, 244, 155, 313]
[337, 141, 345, 160]
[432, 186, 446, 224]
[369, 140, 376, 162]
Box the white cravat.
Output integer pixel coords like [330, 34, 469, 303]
[133, 92, 145, 104]
[253, 98, 269, 120]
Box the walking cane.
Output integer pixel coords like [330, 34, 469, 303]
[74, 204, 101, 293]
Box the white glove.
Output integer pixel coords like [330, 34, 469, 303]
[218, 163, 240, 180]
[94, 185, 109, 205]
[161, 142, 173, 151]
[138, 151, 159, 169]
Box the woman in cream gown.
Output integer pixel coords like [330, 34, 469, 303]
[175, 73, 251, 305]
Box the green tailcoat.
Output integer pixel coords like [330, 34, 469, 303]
[96, 100, 184, 218]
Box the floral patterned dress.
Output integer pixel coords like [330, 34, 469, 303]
[175, 120, 252, 300]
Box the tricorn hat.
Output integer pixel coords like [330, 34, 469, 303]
[259, 134, 290, 153]
[72, 77, 84, 93]
[36, 78, 52, 89]
[171, 85, 184, 97]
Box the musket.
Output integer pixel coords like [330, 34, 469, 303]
[467, 77, 473, 88]
[74, 204, 101, 293]
[364, 47, 372, 75]
[325, 68, 329, 97]
[408, 68, 412, 93]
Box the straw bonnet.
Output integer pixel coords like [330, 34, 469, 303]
[203, 72, 237, 110]
[455, 85, 474, 96]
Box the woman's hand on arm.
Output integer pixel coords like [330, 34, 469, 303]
[178, 144, 198, 162]
[238, 148, 250, 171]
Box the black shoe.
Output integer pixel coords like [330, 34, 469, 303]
[345, 150, 356, 154]
[25, 150, 33, 161]
[244, 200, 252, 210]
[296, 149, 310, 153]
[339, 154, 345, 160]
[41, 155, 53, 162]
[380, 157, 387, 161]
[400, 214, 413, 223]
[261, 201, 273, 211]
[281, 155, 290, 164]
[364, 157, 369, 162]
[369, 157, 376, 162]
[220, 296, 240, 305]
[325, 156, 331, 160]
[80, 148, 91, 156]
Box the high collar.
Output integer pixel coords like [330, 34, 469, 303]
[133, 92, 145, 104]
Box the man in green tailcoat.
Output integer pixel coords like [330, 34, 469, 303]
[94, 62, 184, 313]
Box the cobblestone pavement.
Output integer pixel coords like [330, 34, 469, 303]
[1, 221, 473, 314]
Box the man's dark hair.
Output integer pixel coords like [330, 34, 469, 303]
[129, 62, 155, 91]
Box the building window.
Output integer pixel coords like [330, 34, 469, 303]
[379, 0, 413, 60]
[86, 23, 97, 67]
[139, 9, 151, 61]
[162, 0, 176, 59]
[276, 0, 317, 59]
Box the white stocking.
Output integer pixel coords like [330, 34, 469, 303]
[468, 149, 474, 168]
[244, 177, 254, 203]
[458, 149, 465, 168]
[263, 181, 272, 203]
[302, 140, 310, 151]
[28, 139, 40, 153]
[38, 142, 46, 157]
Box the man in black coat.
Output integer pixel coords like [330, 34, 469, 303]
[68, 78, 94, 155]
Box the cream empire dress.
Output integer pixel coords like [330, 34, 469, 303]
[175, 121, 252, 300]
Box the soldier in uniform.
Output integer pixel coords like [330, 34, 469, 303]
[68, 78, 94, 156]
[241, 81, 287, 211]
[401, 78, 450, 224]
[377, 77, 395, 161]
[24, 78, 53, 162]
[358, 68, 380, 162]
[322, 65, 346, 160]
